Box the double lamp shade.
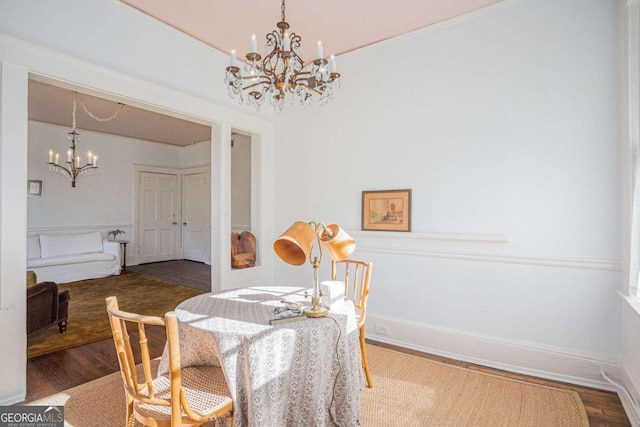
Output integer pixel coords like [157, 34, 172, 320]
[274, 222, 355, 265]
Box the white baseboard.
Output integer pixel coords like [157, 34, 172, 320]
[366, 314, 620, 391]
[0, 394, 25, 406]
[621, 396, 640, 427]
[620, 366, 640, 427]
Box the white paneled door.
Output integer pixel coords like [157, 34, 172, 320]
[182, 170, 210, 263]
[139, 172, 180, 263]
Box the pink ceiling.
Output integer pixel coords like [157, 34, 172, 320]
[120, 0, 499, 63]
[29, 1, 501, 146]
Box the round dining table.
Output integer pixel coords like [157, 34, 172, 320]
[158, 285, 365, 427]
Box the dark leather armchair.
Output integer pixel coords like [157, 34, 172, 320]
[27, 281, 70, 337]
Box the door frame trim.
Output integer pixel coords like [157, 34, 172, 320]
[182, 165, 211, 264]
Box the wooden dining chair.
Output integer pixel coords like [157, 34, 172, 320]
[105, 296, 234, 427]
[331, 259, 374, 388]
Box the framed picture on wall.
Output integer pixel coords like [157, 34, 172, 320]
[27, 180, 43, 197]
[362, 189, 411, 232]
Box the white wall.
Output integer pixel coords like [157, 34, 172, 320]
[273, 0, 623, 388]
[0, 0, 270, 121]
[0, 0, 631, 413]
[620, 0, 640, 424]
[183, 140, 211, 169]
[28, 122, 217, 265]
[0, 61, 28, 407]
[0, 0, 275, 404]
[621, 299, 640, 426]
[231, 134, 252, 232]
[28, 121, 183, 231]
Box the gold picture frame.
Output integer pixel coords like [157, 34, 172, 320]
[362, 189, 411, 232]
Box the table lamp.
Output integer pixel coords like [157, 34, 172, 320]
[274, 221, 355, 317]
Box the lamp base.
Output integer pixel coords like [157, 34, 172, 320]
[304, 306, 329, 318]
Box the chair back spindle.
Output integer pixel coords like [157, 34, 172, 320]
[330, 259, 374, 388]
[106, 296, 168, 409]
[106, 296, 234, 426]
[331, 259, 372, 328]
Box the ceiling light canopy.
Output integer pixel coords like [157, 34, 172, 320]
[224, 0, 341, 112]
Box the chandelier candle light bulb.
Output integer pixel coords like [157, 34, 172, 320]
[317, 40, 323, 59]
[230, 49, 237, 66]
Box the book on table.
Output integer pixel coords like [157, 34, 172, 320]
[269, 314, 307, 325]
[270, 306, 307, 325]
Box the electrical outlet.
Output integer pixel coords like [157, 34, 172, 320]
[375, 324, 389, 336]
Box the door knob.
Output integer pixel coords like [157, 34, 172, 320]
[183, 222, 187, 226]
[172, 221, 177, 225]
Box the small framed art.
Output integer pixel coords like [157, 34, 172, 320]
[361, 189, 411, 232]
[28, 180, 43, 197]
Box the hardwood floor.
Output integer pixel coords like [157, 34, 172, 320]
[24, 326, 166, 403]
[23, 262, 632, 426]
[127, 259, 211, 292]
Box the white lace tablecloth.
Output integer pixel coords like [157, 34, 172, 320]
[158, 286, 365, 427]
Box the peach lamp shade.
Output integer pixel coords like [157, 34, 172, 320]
[273, 221, 317, 266]
[274, 222, 355, 265]
[320, 224, 355, 261]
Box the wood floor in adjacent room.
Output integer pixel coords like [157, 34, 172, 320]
[24, 262, 632, 426]
[127, 259, 211, 292]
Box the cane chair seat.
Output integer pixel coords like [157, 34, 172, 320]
[331, 259, 373, 388]
[105, 296, 233, 427]
[135, 366, 233, 422]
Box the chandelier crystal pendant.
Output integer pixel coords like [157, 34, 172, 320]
[47, 92, 123, 188]
[224, 0, 341, 112]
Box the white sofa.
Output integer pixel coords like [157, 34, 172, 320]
[27, 231, 121, 283]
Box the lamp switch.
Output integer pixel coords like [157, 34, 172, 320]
[375, 324, 389, 336]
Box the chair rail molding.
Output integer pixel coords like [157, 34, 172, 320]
[358, 245, 623, 271]
[348, 230, 509, 244]
[28, 224, 133, 234]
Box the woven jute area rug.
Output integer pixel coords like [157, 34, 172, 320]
[361, 345, 588, 426]
[26, 345, 588, 427]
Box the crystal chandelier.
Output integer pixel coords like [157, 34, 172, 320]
[224, 0, 341, 112]
[47, 92, 123, 187]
